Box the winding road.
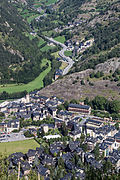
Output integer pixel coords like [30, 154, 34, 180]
[45, 36, 74, 75]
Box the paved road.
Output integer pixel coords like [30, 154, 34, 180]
[45, 36, 74, 75]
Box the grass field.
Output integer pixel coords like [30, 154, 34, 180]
[38, 38, 46, 47]
[40, 45, 55, 52]
[34, 0, 58, 6]
[0, 139, 39, 156]
[27, 14, 40, 23]
[54, 36, 65, 43]
[52, 51, 60, 58]
[42, 30, 54, 37]
[40, 58, 48, 68]
[24, 32, 36, 40]
[0, 60, 51, 94]
[60, 61, 68, 70]
[64, 50, 72, 57]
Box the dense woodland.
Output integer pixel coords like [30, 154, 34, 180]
[72, 19, 120, 72]
[0, 0, 60, 85]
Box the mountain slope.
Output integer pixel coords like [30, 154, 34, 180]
[0, 0, 44, 84]
[39, 58, 120, 101]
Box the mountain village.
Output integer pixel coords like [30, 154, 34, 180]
[0, 91, 120, 179]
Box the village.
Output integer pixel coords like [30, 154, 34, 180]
[0, 91, 120, 179]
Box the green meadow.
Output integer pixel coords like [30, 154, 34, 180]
[0, 139, 39, 156]
[0, 60, 51, 94]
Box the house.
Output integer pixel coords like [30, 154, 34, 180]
[86, 137, 97, 151]
[36, 147, 44, 158]
[84, 152, 95, 164]
[68, 103, 91, 115]
[50, 142, 66, 156]
[48, 107, 57, 117]
[60, 173, 72, 180]
[108, 149, 120, 171]
[99, 142, 110, 157]
[95, 125, 117, 139]
[37, 164, 50, 177]
[41, 155, 56, 166]
[65, 160, 75, 170]
[28, 128, 37, 136]
[32, 112, 40, 121]
[69, 129, 81, 140]
[39, 96, 49, 103]
[0, 123, 7, 132]
[114, 131, 120, 149]
[85, 126, 96, 137]
[7, 119, 20, 133]
[68, 141, 80, 152]
[104, 137, 115, 152]
[21, 161, 31, 176]
[57, 110, 73, 121]
[42, 124, 49, 134]
[85, 119, 103, 129]
[54, 118, 64, 128]
[0, 105, 8, 112]
[26, 149, 36, 164]
[55, 69, 63, 80]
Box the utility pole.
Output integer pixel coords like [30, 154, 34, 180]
[17, 161, 20, 180]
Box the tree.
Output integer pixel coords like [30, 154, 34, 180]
[24, 130, 34, 137]
[84, 97, 89, 105]
[109, 100, 120, 114]
[70, 99, 79, 104]
[61, 123, 68, 136]
[81, 80, 85, 85]
[93, 144, 100, 160]
[58, 157, 64, 168]
[115, 122, 119, 130]
[63, 101, 69, 110]
[80, 133, 85, 143]
[103, 159, 113, 174]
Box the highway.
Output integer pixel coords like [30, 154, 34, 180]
[45, 36, 74, 75]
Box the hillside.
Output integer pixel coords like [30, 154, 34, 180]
[0, 0, 59, 86]
[0, 0, 42, 84]
[39, 58, 120, 101]
[0, 0, 120, 98]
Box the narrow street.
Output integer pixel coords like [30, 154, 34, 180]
[45, 36, 74, 75]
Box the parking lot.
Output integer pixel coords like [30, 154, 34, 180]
[0, 132, 31, 142]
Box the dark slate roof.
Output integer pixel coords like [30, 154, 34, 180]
[37, 164, 49, 176]
[86, 137, 97, 143]
[21, 161, 31, 171]
[85, 152, 95, 163]
[11, 152, 24, 159]
[86, 119, 102, 125]
[70, 129, 81, 136]
[55, 69, 63, 76]
[69, 103, 90, 110]
[7, 119, 19, 128]
[58, 110, 73, 116]
[39, 96, 49, 100]
[99, 142, 108, 150]
[60, 173, 72, 180]
[65, 160, 75, 170]
[42, 155, 55, 166]
[90, 160, 103, 169]
[95, 125, 116, 135]
[26, 149, 36, 157]
[61, 152, 73, 161]
[69, 141, 80, 151]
